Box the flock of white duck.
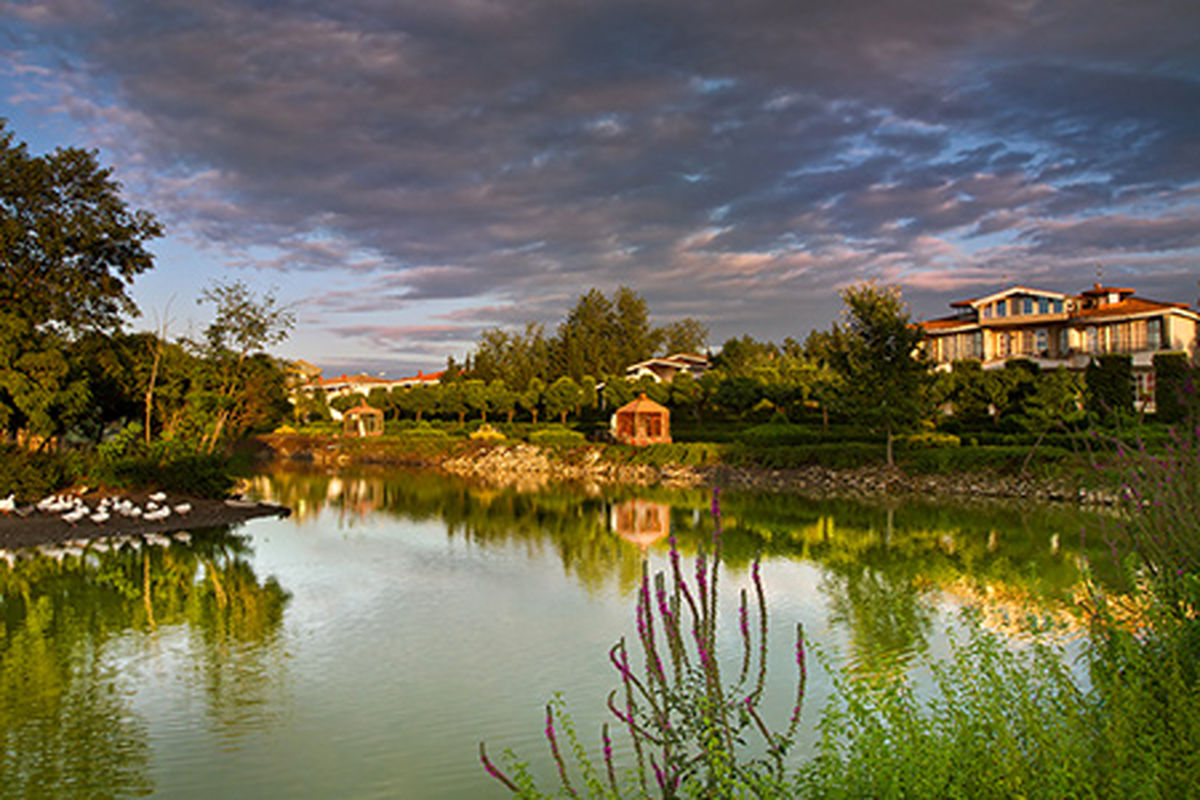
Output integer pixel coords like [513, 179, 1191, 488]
[0, 489, 189, 525]
[0, 490, 193, 524]
[0, 489, 199, 569]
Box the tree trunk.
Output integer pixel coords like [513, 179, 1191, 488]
[144, 339, 163, 446]
[886, 425, 894, 467]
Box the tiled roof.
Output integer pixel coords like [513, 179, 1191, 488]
[1073, 296, 1191, 320]
[344, 404, 382, 415]
[919, 316, 976, 330]
[617, 393, 669, 414]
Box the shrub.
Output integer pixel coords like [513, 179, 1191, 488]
[1152, 352, 1192, 424]
[898, 431, 961, 448]
[899, 444, 1074, 474]
[527, 427, 587, 447]
[604, 442, 725, 467]
[0, 445, 80, 502]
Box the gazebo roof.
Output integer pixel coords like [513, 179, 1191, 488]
[617, 393, 668, 414]
[344, 403, 383, 416]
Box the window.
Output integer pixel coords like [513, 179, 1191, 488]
[1035, 329, 1048, 354]
[973, 332, 983, 359]
[982, 305, 992, 319]
[1037, 297, 1048, 314]
[996, 301, 1007, 317]
[1147, 317, 1162, 350]
[1087, 327, 1098, 353]
[1057, 328, 1069, 356]
[998, 332, 1011, 357]
[1052, 299, 1063, 314]
[1023, 297, 1034, 315]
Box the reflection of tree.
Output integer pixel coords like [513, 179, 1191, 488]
[822, 560, 934, 679]
[255, 464, 1110, 620]
[0, 527, 289, 795]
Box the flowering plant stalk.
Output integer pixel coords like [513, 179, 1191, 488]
[481, 488, 806, 798]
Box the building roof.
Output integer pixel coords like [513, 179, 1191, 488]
[616, 393, 669, 414]
[1080, 283, 1135, 298]
[950, 285, 1070, 308]
[344, 403, 383, 416]
[1072, 296, 1194, 321]
[919, 315, 977, 331]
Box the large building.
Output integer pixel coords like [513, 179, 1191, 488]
[919, 283, 1200, 410]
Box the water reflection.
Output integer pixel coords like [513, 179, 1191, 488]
[249, 465, 1110, 641]
[0, 528, 289, 798]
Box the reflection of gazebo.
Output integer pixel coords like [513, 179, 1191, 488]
[343, 404, 384, 437]
[611, 499, 670, 551]
[612, 393, 671, 445]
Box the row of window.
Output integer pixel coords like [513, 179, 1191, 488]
[930, 318, 1166, 362]
[980, 296, 1066, 319]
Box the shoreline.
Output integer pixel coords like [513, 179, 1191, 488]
[257, 434, 1099, 504]
[0, 491, 291, 552]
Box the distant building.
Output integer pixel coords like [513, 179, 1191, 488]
[919, 283, 1200, 411]
[624, 352, 711, 384]
[292, 368, 446, 420]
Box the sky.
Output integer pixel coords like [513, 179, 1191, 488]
[3, 0, 1199, 377]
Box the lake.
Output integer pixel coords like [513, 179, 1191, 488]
[0, 465, 1106, 798]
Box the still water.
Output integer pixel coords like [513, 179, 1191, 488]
[0, 466, 1106, 798]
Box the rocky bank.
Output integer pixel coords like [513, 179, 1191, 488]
[257, 434, 1102, 503]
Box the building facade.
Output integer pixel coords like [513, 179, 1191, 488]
[919, 284, 1199, 410]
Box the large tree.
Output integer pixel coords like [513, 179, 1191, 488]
[0, 122, 161, 444]
[0, 121, 162, 332]
[827, 282, 930, 466]
[192, 280, 295, 451]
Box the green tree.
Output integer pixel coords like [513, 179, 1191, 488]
[439, 381, 468, 423]
[193, 281, 295, 452]
[462, 379, 489, 421]
[658, 317, 709, 355]
[668, 371, 704, 421]
[367, 386, 397, 420]
[1085, 354, 1133, 425]
[828, 282, 929, 466]
[487, 379, 517, 424]
[544, 376, 582, 424]
[0, 122, 162, 446]
[552, 289, 617, 380]
[519, 377, 544, 423]
[602, 376, 635, 411]
[612, 286, 660, 370]
[1152, 352, 1192, 423]
[330, 392, 366, 415]
[0, 121, 162, 332]
[713, 376, 762, 420]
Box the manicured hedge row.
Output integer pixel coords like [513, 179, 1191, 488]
[604, 442, 726, 467]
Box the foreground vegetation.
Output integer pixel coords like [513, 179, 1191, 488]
[481, 421, 1200, 798]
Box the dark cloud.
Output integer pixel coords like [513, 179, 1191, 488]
[5, 0, 1199, 369]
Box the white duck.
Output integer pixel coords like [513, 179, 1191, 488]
[0, 493, 15, 514]
[61, 506, 88, 525]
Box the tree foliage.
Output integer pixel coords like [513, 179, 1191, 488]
[826, 282, 929, 465]
[0, 120, 162, 333]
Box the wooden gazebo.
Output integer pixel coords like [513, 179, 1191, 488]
[612, 393, 671, 445]
[343, 404, 384, 437]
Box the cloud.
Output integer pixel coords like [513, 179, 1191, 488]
[3, 0, 1198, 363]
